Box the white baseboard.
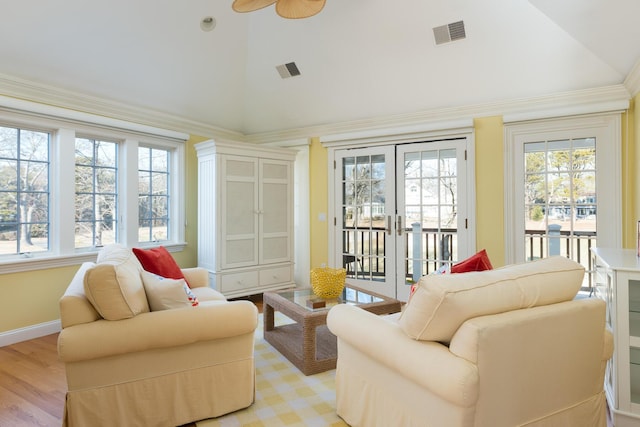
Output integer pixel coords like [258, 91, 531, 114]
[0, 320, 62, 347]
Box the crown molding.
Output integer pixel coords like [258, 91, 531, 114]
[624, 59, 640, 98]
[0, 72, 633, 146]
[0, 72, 245, 142]
[247, 84, 632, 143]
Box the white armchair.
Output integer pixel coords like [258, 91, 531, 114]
[327, 257, 613, 427]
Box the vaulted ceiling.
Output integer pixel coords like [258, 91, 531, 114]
[1, 0, 639, 139]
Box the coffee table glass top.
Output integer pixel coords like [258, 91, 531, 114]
[277, 285, 385, 311]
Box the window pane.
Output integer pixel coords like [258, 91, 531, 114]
[20, 130, 49, 161]
[75, 138, 118, 249]
[96, 168, 117, 193]
[0, 159, 18, 191]
[0, 127, 18, 155]
[75, 138, 94, 165]
[152, 172, 168, 195]
[138, 146, 171, 243]
[0, 125, 50, 256]
[151, 149, 168, 172]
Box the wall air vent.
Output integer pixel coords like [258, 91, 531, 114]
[276, 62, 301, 79]
[433, 20, 466, 45]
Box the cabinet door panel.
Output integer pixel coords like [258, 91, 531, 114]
[259, 159, 291, 264]
[227, 159, 256, 177]
[227, 239, 258, 264]
[222, 156, 258, 268]
[262, 162, 288, 179]
[262, 182, 288, 233]
[226, 181, 256, 235]
[262, 236, 289, 262]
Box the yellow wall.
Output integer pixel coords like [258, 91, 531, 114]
[0, 265, 78, 332]
[633, 95, 640, 248]
[474, 116, 506, 266]
[172, 136, 208, 267]
[622, 104, 636, 249]
[309, 137, 329, 268]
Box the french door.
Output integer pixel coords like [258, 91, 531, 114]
[333, 139, 472, 300]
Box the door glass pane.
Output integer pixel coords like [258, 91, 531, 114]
[523, 138, 596, 274]
[341, 155, 386, 281]
[404, 148, 458, 286]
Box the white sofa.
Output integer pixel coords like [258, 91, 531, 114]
[327, 256, 613, 427]
[57, 246, 258, 427]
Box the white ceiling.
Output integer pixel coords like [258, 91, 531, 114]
[0, 0, 639, 137]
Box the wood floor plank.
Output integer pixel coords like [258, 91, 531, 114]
[0, 383, 61, 426]
[0, 334, 65, 426]
[0, 367, 65, 419]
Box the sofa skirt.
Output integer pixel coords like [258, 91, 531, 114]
[334, 341, 475, 427]
[63, 358, 254, 427]
[62, 334, 255, 427]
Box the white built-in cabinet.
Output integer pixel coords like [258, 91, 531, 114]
[195, 139, 296, 298]
[591, 247, 640, 426]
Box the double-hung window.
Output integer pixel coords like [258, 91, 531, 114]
[75, 138, 118, 249]
[138, 146, 170, 243]
[0, 105, 187, 272]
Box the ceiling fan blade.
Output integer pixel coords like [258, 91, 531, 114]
[276, 0, 326, 19]
[232, 0, 277, 13]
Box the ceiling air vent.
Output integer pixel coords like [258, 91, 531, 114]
[276, 62, 301, 79]
[433, 20, 466, 45]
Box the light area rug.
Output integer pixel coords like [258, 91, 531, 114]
[196, 313, 348, 427]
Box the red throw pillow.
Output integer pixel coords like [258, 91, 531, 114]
[132, 246, 190, 287]
[450, 249, 493, 274]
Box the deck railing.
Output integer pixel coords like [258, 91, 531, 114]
[343, 227, 596, 289]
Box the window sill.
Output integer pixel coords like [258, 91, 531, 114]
[0, 242, 187, 274]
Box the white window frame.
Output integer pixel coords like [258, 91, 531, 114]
[0, 100, 187, 273]
[504, 113, 622, 265]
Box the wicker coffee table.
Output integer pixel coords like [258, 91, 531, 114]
[263, 284, 402, 375]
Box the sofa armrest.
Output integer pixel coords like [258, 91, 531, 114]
[327, 304, 478, 408]
[58, 300, 257, 363]
[181, 267, 209, 288]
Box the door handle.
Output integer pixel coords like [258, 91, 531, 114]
[397, 215, 402, 236]
[386, 216, 392, 235]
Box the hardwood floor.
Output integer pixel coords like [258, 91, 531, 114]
[0, 333, 66, 426]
